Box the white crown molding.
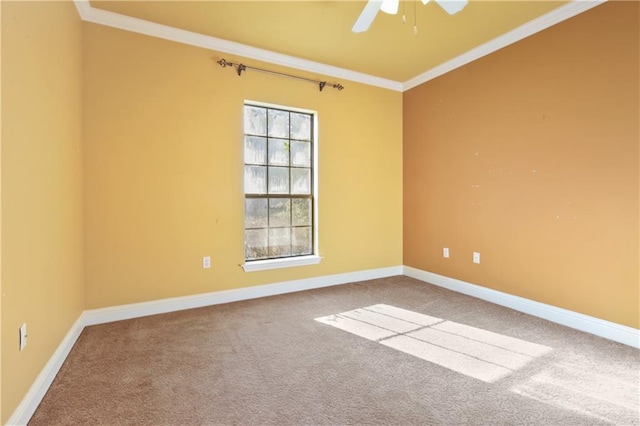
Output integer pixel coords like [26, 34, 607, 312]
[403, 0, 607, 90]
[73, 0, 92, 20]
[72, 1, 403, 92]
[76, 0, 606, 93]
[403, 266, 640, 349]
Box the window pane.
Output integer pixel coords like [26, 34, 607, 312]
[291, 168, 311, 194]
[268, 167, 289, 194]
[244, 166, 267, 194]
[268, 109, 289, 138]
[245, 136, 267, 165]
[291, 141, 310, 167]
[292, 227, 312, 256]
[244, 106, 267, 136]
[269, 228, 291, 257]
[291, 113, 311, 141]
[245, 229, 268, 260]
[269, 198, 291, 228]
[244, 104, 315, 262]
[268, 138, 290, 166]
[245, 199, 267, 228]
[292, 198, 311, 226]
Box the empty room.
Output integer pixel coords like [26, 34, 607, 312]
[1, 0, 638, 424]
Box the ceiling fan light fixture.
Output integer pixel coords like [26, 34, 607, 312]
[352, 0, 467, 33]
[380, 0, 399, 15]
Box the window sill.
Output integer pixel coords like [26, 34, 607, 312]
[242, 255, 322, 272]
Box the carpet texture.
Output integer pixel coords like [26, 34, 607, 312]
[30, 276, 639, 425]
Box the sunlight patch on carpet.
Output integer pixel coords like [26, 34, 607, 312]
[510, 361, 640, 424]
[315, 304, 552, 383]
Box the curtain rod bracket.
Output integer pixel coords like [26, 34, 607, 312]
[216, 58, 344, 92]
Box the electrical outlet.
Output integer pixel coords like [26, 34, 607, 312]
[473, 252, 480, 264]
[19, 323, 27, 351]
[443, 248, 449, 258]
[202, 256, 211, 269]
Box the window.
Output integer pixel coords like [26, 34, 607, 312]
[242, 103, 320, 271]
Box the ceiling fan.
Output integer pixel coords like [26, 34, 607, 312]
[352, 0, 468, 33]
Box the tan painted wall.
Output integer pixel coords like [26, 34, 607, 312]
[2, 1, 636, 421]
[1, 2, 84, 422]
[82, 23, 403, 309]
[403, 1, 639, 328]
[0, 3, 3, 421]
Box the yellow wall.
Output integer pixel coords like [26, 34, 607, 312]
[1, 2, 84, 422]
[0, 3, 3, 420]
[2, 0, 638, 422]
[82, 23, 403, 309]
[403, 1, 639, 328]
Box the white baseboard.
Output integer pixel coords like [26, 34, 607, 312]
[9, 264, 637, 424]
[82, 266, 403, 326]
[403, 266, 640, 349]
[6, 316, 85, 426]
[8, 265, 402, 424]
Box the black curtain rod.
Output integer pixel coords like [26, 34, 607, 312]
[217, 58, 344, 92]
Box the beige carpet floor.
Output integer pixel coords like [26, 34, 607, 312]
[30, 276, 639, 425]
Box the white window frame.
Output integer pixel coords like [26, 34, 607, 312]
[241, 100, 321, 272]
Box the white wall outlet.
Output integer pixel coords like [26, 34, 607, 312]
[19, 323, 27, 351]
[443, 248, 450, 258]
[202, 256, 211, 269]
[473, 252, 480, 264]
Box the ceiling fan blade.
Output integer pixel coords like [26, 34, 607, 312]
[434, 0, 468, 15]
[380, 0, 399, 15]
[352, 0, 383, 33]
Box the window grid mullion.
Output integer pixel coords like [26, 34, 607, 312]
[288, 111, 293, 255]
[266, 109, 271, 257]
